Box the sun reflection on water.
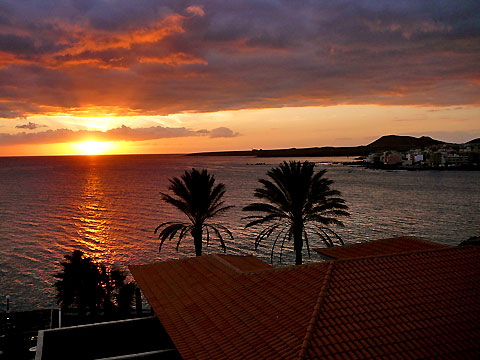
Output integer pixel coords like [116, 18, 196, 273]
[73, 167, 115, 263]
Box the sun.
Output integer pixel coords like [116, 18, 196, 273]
[73, 141, 113, 155]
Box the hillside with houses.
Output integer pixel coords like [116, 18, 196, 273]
[364, 138, 480, 169]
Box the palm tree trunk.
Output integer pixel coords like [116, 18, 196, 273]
[293, 226, 303, 265]
[192, 227, 203, 256]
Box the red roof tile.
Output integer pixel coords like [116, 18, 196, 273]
[131, 255, 332, 360]
[213, 254, 273, 272]
[314, 236, 450, 260]
[303, 246, 480, 359]
[129, 238, 480, 360]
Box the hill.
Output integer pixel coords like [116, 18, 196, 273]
[367, 135, 444, 151]
[188, 135, 446, 157]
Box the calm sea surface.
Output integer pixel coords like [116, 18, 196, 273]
[0, 155, 479, 311]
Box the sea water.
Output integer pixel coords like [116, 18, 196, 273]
[0, 155, 478, 310]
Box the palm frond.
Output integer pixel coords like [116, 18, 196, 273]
[208, 204, 235, 218]
[254, 223, 282, 249]
[155, 221, 181, 234]
[176, 227, 190, 251]
[213, 224, 234, 239]
[157, 223, 188, 251]
[322, 227, 345, 245]
[208, 225, 227, 252]
[304, 230, 311, 257]
[315, 228, 332, 247]
[270, 225, 289, 263]
[205, 226, 210, 247]
[244, 213, 287, 228]
[279, 230, 292, 263]
[315, 226, 337, 247]
[243, 202, 286, 216]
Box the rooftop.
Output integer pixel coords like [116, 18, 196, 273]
[35, 316, 179, 360]
[130, 238, 480, 359]
[313, 236, 449, 260]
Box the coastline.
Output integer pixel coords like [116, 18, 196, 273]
[348, 162, 480, 171]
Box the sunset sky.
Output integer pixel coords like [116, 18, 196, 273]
[0, 0, 479, 156]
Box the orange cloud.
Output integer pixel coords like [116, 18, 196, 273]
[186, 6, 205, 17]
[0, 9, 202, 71]
[138, 52, 208, 66]
[0, 0, 479, 121]
[0, 125, 240, 146]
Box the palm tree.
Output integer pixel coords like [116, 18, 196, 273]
[155, 168, 233, 256]
[54, 250, 102, 315]
[55, 250, 136, 316]
[243, 161, 349, 265]
[99, 265, 136, 316]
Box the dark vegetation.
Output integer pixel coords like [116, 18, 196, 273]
[459, 236, 480, 246]
[155, 168, 233, 256]
[54, 250, 136, 317]
[0, 251, 141, 359]
[243, 161, 349, 265]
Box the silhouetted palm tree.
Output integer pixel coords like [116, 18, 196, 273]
[99, 265, 135, 315]
[55, 250, 136, 316]
[243, 161, 349, 265]
[155, 168, 233, 256]
[54, 250, 103, 315]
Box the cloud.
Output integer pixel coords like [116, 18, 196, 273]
[186, 6, 205, 17]
[427, 106, 464, 112]
[0, 124, 239, 145]
[208, 127, 240, 138]
[15, 122, 47, 130]
[0, 0, 478, 119]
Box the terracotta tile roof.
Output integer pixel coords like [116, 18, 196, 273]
[130, 238, 480, 360]
[131, 255, 332, 360]
[303, 246, 480, 359]
[314, 236, 449, 260]
[214, 254, 273, 272]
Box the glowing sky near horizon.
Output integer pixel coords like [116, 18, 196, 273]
[0, 0, 479, 156]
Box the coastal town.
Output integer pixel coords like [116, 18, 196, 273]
[363, 140, 480, 169]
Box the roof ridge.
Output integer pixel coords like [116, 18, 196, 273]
[211, 254, 244, 273]
[315, 236, 448, 252]
[244, 259, 333, 276]
[335, 244, 472, 263]
[297, 261, 336, 359]
[129, 254, 212, 268]
[411, 237, 451, 247]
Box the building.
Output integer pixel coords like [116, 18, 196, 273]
[384, 151, 402, 165]
[36, 237, 480, 359]
[129, 237, 479, 359]
[446, 154, 469, 166]
[35, 316, 179, 359]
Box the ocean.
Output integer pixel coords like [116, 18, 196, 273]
[0, 154, 479, 311]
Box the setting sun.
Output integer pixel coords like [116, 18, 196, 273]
[73, 141, 113, 155]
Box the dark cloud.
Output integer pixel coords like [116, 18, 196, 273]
[0, 124, 240, 145]
[15, 122, 47, 130]
[208, 127, 240, 138]
[0, 0, 478, 119]
[427, 106, 464, 112]
[0, 104, 26, 119]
